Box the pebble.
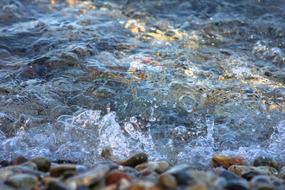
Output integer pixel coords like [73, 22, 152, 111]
[253, 157, 279, 169]
[119, 153, 148, 167]
[212, 155, 246, 168]
[5, 173, 39, 188]
[31, 157, 51, 172]
[165, 164, 193, 185]
[50, 164, 78, 177]
[46, 180, 70, 190]
[12, 156, 28, 165]
[279, 166, 285, 179]
[189, 183, 208, 190]
[215, 167, 241, 181]
[250, 175, 275, 189]
[0, 183, 14, 190]
[224, 180, 249, 190]
[158, 173, 177, 189]
[228, 165, 278, 177]
[106, 171, 130, 185]
[135, 161, 170, 173]
[65, 164, 111, 189]
[118, 178, 131, 190]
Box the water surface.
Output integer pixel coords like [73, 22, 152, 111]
[0, 0, 285, 167]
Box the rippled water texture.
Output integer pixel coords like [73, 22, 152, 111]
[0, 0, 285, 167]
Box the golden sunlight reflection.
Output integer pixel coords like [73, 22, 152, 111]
[124, 19, 193, 44]
[50, 0, 77, 7]
[50, 0, 96, 13]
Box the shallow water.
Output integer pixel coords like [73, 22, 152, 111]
[0, 0, 285, 168]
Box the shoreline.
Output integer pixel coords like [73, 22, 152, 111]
[0, 153, 284, 190]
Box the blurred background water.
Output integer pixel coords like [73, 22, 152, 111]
[0, 0, 285, 168]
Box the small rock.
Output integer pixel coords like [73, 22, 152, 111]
[5, 174, 39, 188]
[106, 171, 130, 185]
[250, 175, 274, 190]
[212, 155, 246, 169]
[119, 166, 141, 178]
[158, 174, 177, 189]
[224, 180, 249, 190]
[241, 171, 261, 181]
[228, 165, 278, 177]
[279, 166, 285, 179]
[12, 156, 28, 165]
[165, 164, 190, 175]
[129, 182, 156, 190]
[0, 160, 11, 167]
[214, 168, 241, 181]
[31, 157, 51, 172]
[253, 157, 278, 169]
[189, 183, 208, 190]
[129, 183, 145, 190]
[119, 153, 148, 167]
[0, 163, 39, 181]
[0, 183, 14, 190]
[118, 178, 131, 190]
[50, 164, 78, 177]
[228, 165, 250, 175]
[46, 180, 70, 190]
[66, 164, 111, 189]
[165, 164, 192, 185]
[135, 161, 170, 174]
[171, 170, 192, 185]
[101, 184, 117, 190]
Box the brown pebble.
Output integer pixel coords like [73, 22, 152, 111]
[253, 156, 279, 169]
[50, 164, 77, 177]
[106, 171, 130, 185]
[13, 156, 28, 165]
[159, 174, 177, 189]
[129, 183, 145, 190]
[212, 155, 246, 168]
[190, 183, 208, 190]
[46, 180, 69, 190]
[31, 157, 51, 172]
[119, 153, 148, 167]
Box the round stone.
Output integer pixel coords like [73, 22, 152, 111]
[106, 171, 130, 185]
[5, 174, 39, 188]
[31, 157, 51, 172]
[253, 157, 278, 169]
[159, 174, 177, 189]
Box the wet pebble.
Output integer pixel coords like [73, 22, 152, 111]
[119, 153, 148, 167]
[135, 161, 170, 174]
[250, 175, 275, 190]
[46, 180, 70, 190]
[5, 173, 38, 188]
[65, 164, 111, 189]
[253, 157, 279, 169]
[50, 164, 78, 177]
[212, 155, 246, 169]
[228, 165, 278, 177]
[106, 171, 130, 185]
[278, 166, 285, 180]
[215, 167, 241, 181]
[31, 157, 51, 172]
[224, 180, 249, 190]
[158, 173, 177, 189]
[118, 178, 131, 190]
[12, 156, 28, 165]
[165, 164, 192, 185]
